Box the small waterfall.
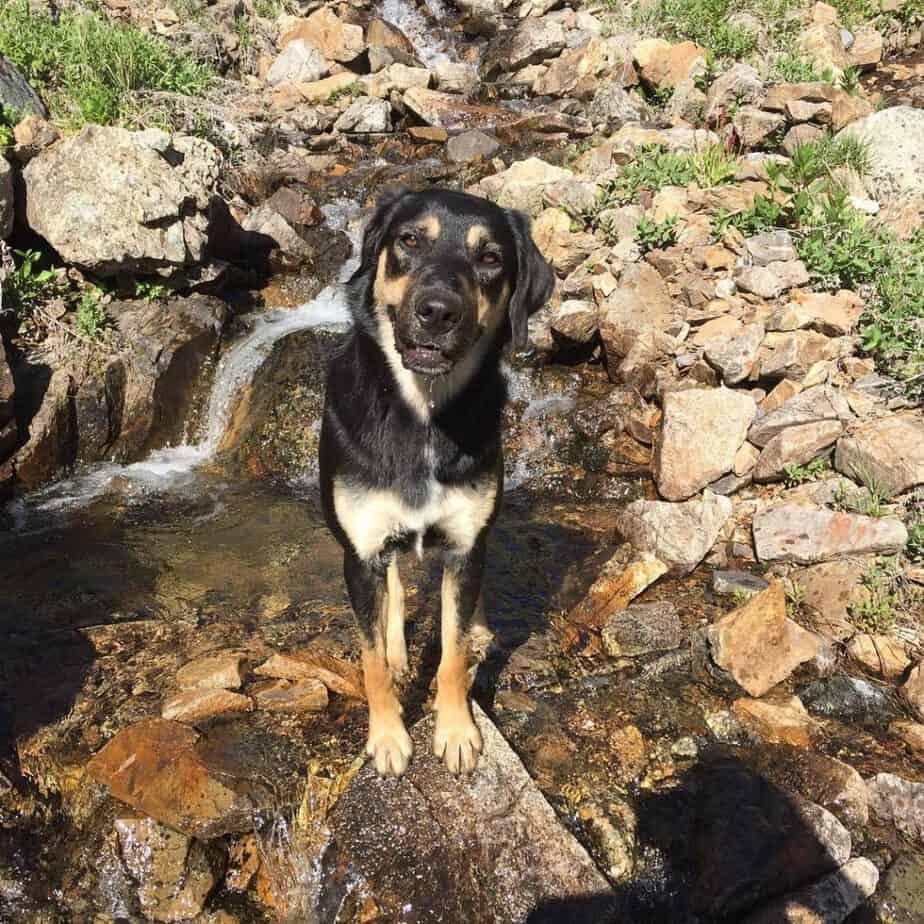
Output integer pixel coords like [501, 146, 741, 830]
[378, 0, 466, 67]
[8, 200, 362, 521]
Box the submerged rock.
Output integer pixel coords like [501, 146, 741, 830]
[799, 676, 899, 725]
[601, 601, 682, 658]
[327, 703, 615, 922]
[867, 773, 924, 846]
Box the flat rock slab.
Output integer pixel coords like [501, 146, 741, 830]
[327, 703, 614, 923]
[835, 413, 924, 498]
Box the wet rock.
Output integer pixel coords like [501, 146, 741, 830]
[753, 503, 908, 564]
[891, 720, 924, 761]
[446, 130, 499, 163]
[481, 19, 566, 78]
[747, 230, 799, 265]
[251, 678, 329, 713]
[111, 295, 226, 461]
[177, 651, 247, 691]
[838, 107, 924, 202]
[265, 38, 328, 85]
[847, 634, 911, 681]
[734, 106, 787, 147]
[834, 414, 924, 498]
[795, 560, 870, 641]
[753, 420, 842, 482]
[404, 87, 516, 133]
[472, 156, 574, 216]
[567, 550, 668, 632]
[602, 601, 682, 658]
[547, 299, 598, 344]
[87, 719, 257, 838]
[617, 490, 733, 575]
[713, 570, 769, 596]
[327, 703, 615, 922]
[705, 63, 765, 124]
[633, 38, 707, 89]
[0, 54, 47, 118]
[577, 799, 637, 882]
[799, 675, 898, 724]
[0, 155, 11, 239]
[735, 261, 810, 299]
[24, 126, 220, 278]
[691, 762, 851, 919]
[749, 385, 853, 447]
[703, 321, 765, 385]
[279, 8, 364, 63]
[732, 696, 815, 746]
[254, 649, 364, 699]
[741, 856, 878, 924]
[655, 387, 756, 500]
[608, 724, 648, 783]
[161, 689, 254, 723]
[333, 96, 392, 133]
[366, 18, 416, 64]
[867, 773, 924, 845]
[11, 369, 74, 490]
[115, 816, 221, 922]
[902, 663, 924, 720]
[707, 582, 819, 696]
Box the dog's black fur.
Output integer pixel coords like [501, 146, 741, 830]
[318, 186, 553, 776]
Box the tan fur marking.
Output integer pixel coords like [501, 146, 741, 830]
[433, 568, 483, 775]
[418, 214, 441, 240]
[476, 279, 511, 325]
[385, 558, 407, 676]
[362, 636, 412, 777]
[466, 224, 489, 250]
[373, 250, 410, 309]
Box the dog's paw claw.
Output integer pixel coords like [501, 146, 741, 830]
[433, 713, 482, 776]
[367, 725, 413, 777]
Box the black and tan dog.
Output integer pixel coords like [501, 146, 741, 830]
[319, 187, 553, 777]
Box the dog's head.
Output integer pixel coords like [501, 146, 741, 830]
[349, 187, 554, 377]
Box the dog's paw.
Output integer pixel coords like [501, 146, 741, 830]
[433, 710, 482, 776]
[367, 722, 413, 777]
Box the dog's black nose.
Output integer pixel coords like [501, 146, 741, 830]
[415, 296, 462, 335]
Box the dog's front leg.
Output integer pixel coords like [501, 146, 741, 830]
[344, 550, 413, 777]
[433, 535, 487, 775]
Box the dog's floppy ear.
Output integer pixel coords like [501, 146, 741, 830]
[358, 184, 411, 275]
[506, 209, 554, 350]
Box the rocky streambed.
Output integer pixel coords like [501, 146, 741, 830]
[2, 0, 924, 921]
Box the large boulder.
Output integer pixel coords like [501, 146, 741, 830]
[834, 413, 924, 498]
[0, 55, 47, 118]
[472, 157, 575, 216]
[326, 703, 615, 922]
[481, 18, 566, 78]
[23, 126, 221, 278]
[279, 7, 364, 63]
[655, 387, 756, 500]
[838, 106, 924, 201]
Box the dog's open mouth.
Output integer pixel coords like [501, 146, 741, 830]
[400, 342, 453, 375]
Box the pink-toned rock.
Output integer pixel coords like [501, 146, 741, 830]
[753, 420, 842, 482]
[633, 38, 707, 89]
[732, 695, 815, 746]
[251, 678, 329, 713]
[254, 650, 365, 699]
[161, 689, 253, 723]
[279, 7, 365, 62]
[834, 413, 924, 498]
[707, 582, 819, 696]
[794, 559, 870, 640]
[176, 650, 246, 691]
[847, 634, 911, 681]
[785, 289, 865, 335]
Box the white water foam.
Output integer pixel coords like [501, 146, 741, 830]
[8, 200, 362, 521]
[378, 0, 465, 67]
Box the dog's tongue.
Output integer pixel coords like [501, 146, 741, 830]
[403, 346, 451, 374]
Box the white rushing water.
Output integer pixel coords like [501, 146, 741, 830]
[8, 200, 362, 522]
[378, 0, 461, 67]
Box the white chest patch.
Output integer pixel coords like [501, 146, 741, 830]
[332, 476, 497, 561]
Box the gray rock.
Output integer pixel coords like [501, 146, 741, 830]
[24, 126, 220, 277]
[703, 321, 765, 385]
[733, 106, 786, 147]
[834, 413, 924, 498]
[0, 155, 11, 239]
[749, 385, 854, 448]
[838, 106, 924, 202]
[753, 503, 908, 564]
[617, 490, 733, 575]
[800, 676, 899, 724]
[753, 420, 842, 482]
[0, 54, 47, 118]
[326, 703, 615, 922]
[868, 773, 924, 846]
[746, 230, 798, 266]
[602, 601, 682, 657]
[741, 857, 878, 924]
[265, 38, 328, 86]
[446, 130, 500, 163]
[735, 260, 810, 298]
[334, 96, 392, 133]
[759, 330, 845, 380]
[704, 63, 765, 124]
[712, 570, 769, 596]
[587, 84, 648, 129]
[11, 369, 74, 490]
[481, 19, 566, 78]
[865, 853, 924, 924]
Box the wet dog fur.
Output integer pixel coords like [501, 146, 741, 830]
[318, 187, 553, 777]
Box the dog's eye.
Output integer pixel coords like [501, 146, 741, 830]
[400, 232, 419, 249]
[479, 251, 500, 266]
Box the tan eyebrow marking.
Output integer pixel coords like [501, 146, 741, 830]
[418, 214, 440, 239]
[466, 224, 490, 250]
[373, 250, 410, 307]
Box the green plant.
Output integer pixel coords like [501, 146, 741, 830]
[133, 280, 171, 301]
[907, 522, 924, 562]
[833, 469, 891, 517]
[786, 580, 806, 620]
[839, 66, 862, 95]
[783, 455, 831, 486]
[0, 1, 214, 128]
[850, 560, 899, 633]
[75, 291, 107, 340]
[0, 104, 22, 149]
[1, 249, 62, 317]
[770, 53, 834, 84]
[633, 0, 757, 58]
[610, 143, 738, 204]
[635, 215, 679, 253]
[830, 0, 874, 27]
[325, 81, 364, 104]
[693, 143, 738, 187]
